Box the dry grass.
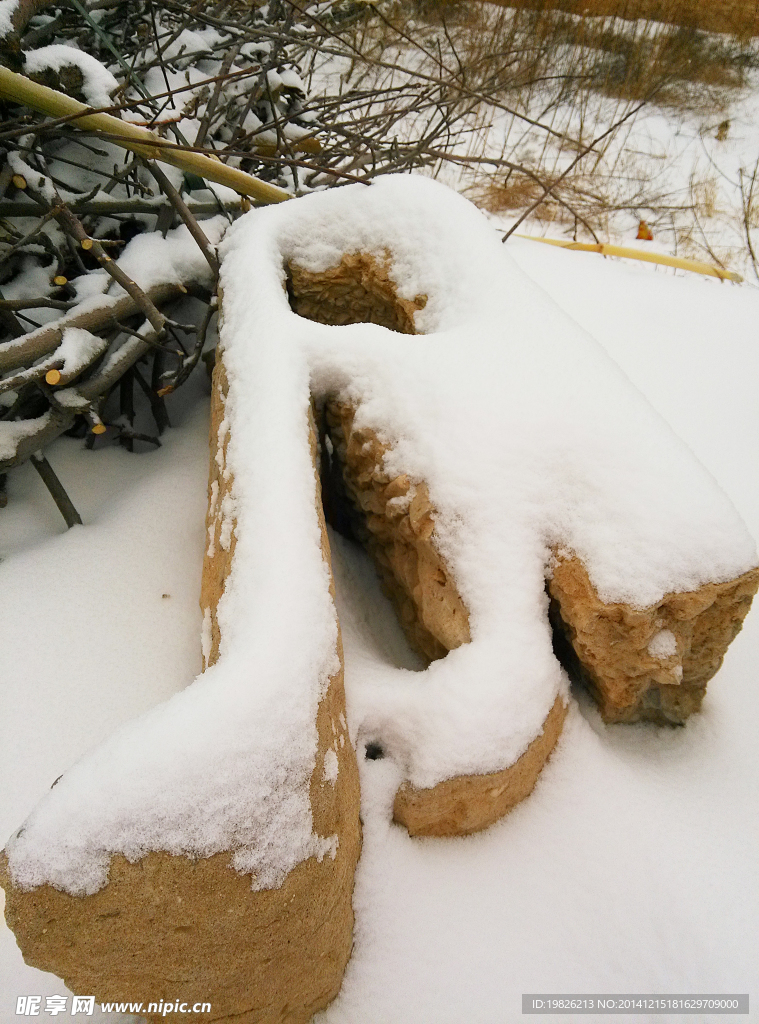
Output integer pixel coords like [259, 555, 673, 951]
[476, 0, 759, 39]
[478, 174, 549, 211]
[573, 20, 759, 107]
[2, 0, 757, 498]
[367, 0, 758, 258]
[408, 0, 759, 112]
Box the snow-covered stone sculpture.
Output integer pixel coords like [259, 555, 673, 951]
[2, 175, 758, 1020]
[268, 176, 758, 832]
[1, 270, 363, 1020]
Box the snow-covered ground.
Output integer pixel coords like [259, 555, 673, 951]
[1, 235, 757, 1023]
[307, 9, 759, 280]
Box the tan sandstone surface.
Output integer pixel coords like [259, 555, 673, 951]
[288, 255, 567, 837]
[4, 236, 757, 1019]
[548, 553, 759, 724]
[393, 695, 567, 837]
[288, 251, 428, 335]
[287, 250, 758, 828]
[323, 395, 566, 836]
[1, 353, 361, 1024]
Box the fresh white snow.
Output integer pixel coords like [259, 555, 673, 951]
[3, 174, 757, 906]
[22, 45, 119, 108]
[1, 183, 757, 1023]
[0, 217, 226, 370]
[0, 0, 21, 38]
[220, 175, 757, 791]
[648, 629, 678, 659]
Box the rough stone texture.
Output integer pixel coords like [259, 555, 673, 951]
[8, 231, 755, 1017]
[288, 252, 427, 334]
[1, 352, 362, 1024]
[325, 399, 471, 662]
[287, 254, 470, 663]
[548, 553, 759, 724]
[288, 255, 565, 837]
[323, 397, 564, 836]
[393, 694, 568, 837]
[289, 247, 758, 829]
[199, 355, 235, 669]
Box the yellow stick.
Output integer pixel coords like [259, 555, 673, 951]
[515, 234, 743, 283]
[0, 66, 290, 205]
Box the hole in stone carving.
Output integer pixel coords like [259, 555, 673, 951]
[547, 586, 600, 716]
[318, 417, 363, 545]
[288, 253, 462, 669]
[547, 588, 583, 686]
